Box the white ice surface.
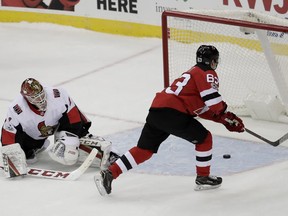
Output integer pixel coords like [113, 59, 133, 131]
[0, 22, 288, 216]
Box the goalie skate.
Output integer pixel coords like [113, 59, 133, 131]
[194, 175, 222, 191]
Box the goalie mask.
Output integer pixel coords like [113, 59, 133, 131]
[21, 78, 47, 111]
[196, 45, 219, 70]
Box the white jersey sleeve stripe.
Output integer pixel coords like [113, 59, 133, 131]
[200, 88, 218, 97]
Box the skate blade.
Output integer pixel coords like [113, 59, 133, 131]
[194, 184, 221, 191]
[94, 174, 108, 196]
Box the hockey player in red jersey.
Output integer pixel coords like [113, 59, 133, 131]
[94, 45, 245, 195]
[1, 78, 119, 178]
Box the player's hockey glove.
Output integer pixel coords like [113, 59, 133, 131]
[198, 101, 244, 132]
[217, 111, 245, 133]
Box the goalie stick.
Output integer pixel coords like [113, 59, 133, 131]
[0, 148, 98, 180]
[245, 128, 288, 147]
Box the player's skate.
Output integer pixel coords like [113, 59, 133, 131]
[94, 169, 113, 196]
[194, 175, 222, 191]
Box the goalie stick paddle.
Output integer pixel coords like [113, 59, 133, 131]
[245, 128, 288, 147]
[0, 148, 98, 180]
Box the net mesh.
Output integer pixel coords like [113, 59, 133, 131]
[164, 10, 288, 116]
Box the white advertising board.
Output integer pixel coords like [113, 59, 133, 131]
[83, 0, 287, 25]
[1, 0, 287, 27]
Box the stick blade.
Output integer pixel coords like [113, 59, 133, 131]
[245, 128, 288, 147]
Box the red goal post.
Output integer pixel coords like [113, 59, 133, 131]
[161, 10, 288, 122]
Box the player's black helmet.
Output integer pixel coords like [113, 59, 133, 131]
[196, 45, 219, 69]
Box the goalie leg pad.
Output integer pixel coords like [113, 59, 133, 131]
[1, 143, 27, 178]
[48, 131, 80, 165]
[80, 134, 112, 170]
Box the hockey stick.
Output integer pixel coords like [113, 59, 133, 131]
[79, 144, 102, 160]
[0, 148, 98, 180]
[245, 128, 288, 147]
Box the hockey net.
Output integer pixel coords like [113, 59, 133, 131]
[162, 10, 288, 123]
